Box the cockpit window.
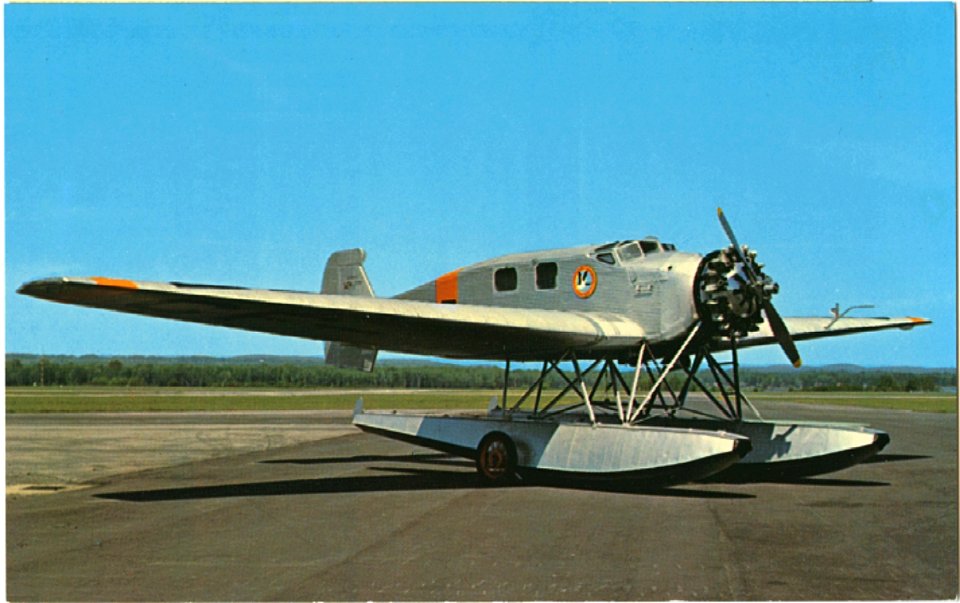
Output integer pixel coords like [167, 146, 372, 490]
[639, 240, 660, 254]
[616, 241, 644, 262]
[595, 238, 673, 263]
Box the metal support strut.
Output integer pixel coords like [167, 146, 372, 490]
[624, 342, 648, 423]
[629, 322, 701, 423]
[494, 320, 766, 426]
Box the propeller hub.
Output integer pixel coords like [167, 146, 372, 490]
[695, 245, 778, 339]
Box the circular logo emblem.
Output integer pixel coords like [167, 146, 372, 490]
[572, 265, 597, 298]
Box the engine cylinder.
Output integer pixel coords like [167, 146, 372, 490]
[694, 246, 778, 339]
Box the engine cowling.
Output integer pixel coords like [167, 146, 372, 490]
[695, 245, 779, 340]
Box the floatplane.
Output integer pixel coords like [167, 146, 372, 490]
[19, 210, 930, 486]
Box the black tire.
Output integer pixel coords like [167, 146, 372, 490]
[476, 432, 517, 485]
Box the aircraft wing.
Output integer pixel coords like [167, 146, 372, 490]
[18, 277, 647, 360]
[732, 315, 931, 351]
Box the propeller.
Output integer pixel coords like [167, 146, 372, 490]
[716, 208, 802, 368]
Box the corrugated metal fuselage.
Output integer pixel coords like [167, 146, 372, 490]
[395, 244, 705, 348]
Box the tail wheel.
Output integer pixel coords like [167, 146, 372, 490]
[476, 432, 517, 485]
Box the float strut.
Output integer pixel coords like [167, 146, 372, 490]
[610, 361, 625, 422]
[570, 354, 597, 425]
[732, 337, 742, 418]
[624, 342, 648, 423]
[502, 358, 510, 411]
[631, 322, 702, 422]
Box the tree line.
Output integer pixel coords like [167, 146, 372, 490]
[5, 357, 955, 392]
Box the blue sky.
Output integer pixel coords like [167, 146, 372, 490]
[5, 3, 956, 367]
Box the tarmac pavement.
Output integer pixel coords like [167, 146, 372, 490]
[6, 401, 958, 600]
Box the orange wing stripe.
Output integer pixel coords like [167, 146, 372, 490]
[435, 270, 460, 304]
[92, 277, 139, 290]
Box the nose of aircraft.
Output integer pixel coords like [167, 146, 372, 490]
[696, 245, 776, 337]
[695, 209, 802, 368]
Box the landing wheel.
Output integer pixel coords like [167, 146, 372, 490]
[476, 432, 517, 485]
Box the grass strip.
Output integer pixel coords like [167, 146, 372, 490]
[4, 390, 498, 413]
[748, 392, 956, 413]
[5, 388, 956, 414]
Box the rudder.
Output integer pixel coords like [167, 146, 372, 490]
[322, 248, 378, 372]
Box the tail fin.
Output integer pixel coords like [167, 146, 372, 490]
[321, 248, 378, 372]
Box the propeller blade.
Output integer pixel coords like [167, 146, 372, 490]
[717, 207, 800, 368]
[763, 299, 802, 368]
[717, 207, 742, 250]
[717, 208, 758, 282]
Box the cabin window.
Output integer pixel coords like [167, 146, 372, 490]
[535, 262, 557, 290]
[596, 252, 616, 265]
[494, 267, 518, 292]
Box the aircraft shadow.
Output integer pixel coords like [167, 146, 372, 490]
[701, 452, 924, 486]
[374, 466, 756, 499]
[777, 477, 889, 487]
[95, 466, 754, 502]
[96, 470, 489, 502]
[262, 452, 473, 469]
[705, 473, 890, 486]
[861, 453, 932, 464]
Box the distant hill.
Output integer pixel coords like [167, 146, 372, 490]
[7, 353, 326, 366]
[6, 354, 954, 391]
[6, 353, 457, 368]
[746, 363, 956, 374]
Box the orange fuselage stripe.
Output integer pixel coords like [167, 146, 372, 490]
[435, 270, 460, 303]
[92, 277, 139, 290]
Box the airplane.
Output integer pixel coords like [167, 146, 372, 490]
[18, 209, 931, 487]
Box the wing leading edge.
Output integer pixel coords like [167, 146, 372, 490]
[18, 277, 647, 361]
[731, 315, 932, 351]
[18, 276, 930, 362]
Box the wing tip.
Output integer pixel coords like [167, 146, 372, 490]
[901, 316, 932, 330]
[19, 276, 141, 300]
[17, 277, 69, 297]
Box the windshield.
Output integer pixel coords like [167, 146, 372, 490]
[639, 240, 660, 254]
[617, 241, 643, 262]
